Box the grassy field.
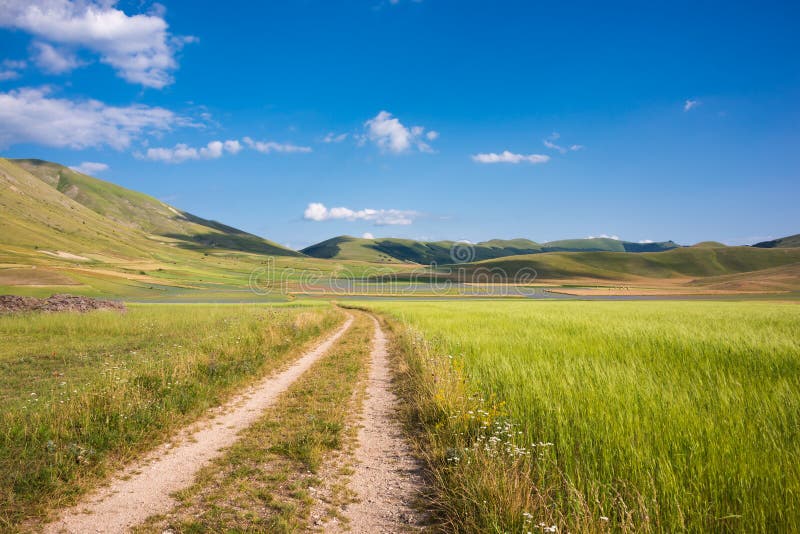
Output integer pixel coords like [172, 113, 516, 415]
[0, 303, 340, 529]
[363, 300, 800, 532]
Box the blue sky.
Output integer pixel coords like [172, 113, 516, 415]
[1, 0, 798, 249]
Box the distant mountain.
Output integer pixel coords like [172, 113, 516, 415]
[301, 236, 545, 264]
[458, 246, 800, 282]
[540, 238, 679, 253]
[301, 235, 678, 264]
[752, 234, 800, 249]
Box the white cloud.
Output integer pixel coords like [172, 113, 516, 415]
[543, 132, 584, 154]
[0, 86, 182, 149]
[362, 232, 375, 239]
[69, 161, 108, 174]
[323, 132, 348, 143]
[243, 137, 312, 154]
[0, 0, 196, 88]
[0, 59, 27, 80]
[303, 202, 418, 226]
[2, 59, 27, 69]
[223, 139, 242, 154]
[684, 99, 700, 111]
[471, 151, 550, 164]
[588, 234, 620, 240]
[139, 139, 241, 163]
[363, 111, 436, 153]
[31, 41, 83, 73]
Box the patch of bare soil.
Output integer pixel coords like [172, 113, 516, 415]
[0, 294, 125, 314]
[43, 315, 354, 534]
[329, 316, 427, 533]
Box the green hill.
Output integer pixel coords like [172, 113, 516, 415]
[691, 241, 728, 248]
[752, 234, 800, 249]
[299, 236, 405, 263]
[301, 236, 545, 264]
[0, 158, 158, 258]
[302, 235, 677, 264]
[13, 159, 299, 257]
[457, 246, 800, 281]
[541, 237, 679, 253]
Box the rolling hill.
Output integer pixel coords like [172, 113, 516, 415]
[454, 246, 800, 282]
[752, 234, 800, 249]
[301, 236, 545, 264]
[13, 159, 298, 257]
[302, 235, 678, 264]
[541, 237, 679, 253]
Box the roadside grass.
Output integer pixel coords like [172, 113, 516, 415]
[135, 311, 373, 533]
[366, 300, 800, 533]
[0, 303, 341, 530]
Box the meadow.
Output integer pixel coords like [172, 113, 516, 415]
[0, 303, 340, 528]
[364, 300, 800, 532]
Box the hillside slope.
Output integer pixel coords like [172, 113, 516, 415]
[752, 234, 800, 249]
[0, 158, 158, 258]
[13, 159, 299, 257]
[457, 246, 800, 281]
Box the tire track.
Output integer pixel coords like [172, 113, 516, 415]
[336, 315, 426, 532]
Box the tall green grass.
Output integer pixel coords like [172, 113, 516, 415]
[0, 303, 339, 528]
[367, 300, 800, 532]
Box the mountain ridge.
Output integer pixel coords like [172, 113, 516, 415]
[301, 235, 680, 264]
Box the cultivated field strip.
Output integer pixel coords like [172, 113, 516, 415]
[44, 314, 354, 534]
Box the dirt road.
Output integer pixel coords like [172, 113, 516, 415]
[45, 315, 354, 534]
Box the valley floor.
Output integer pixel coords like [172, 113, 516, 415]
[2, 298, 799, 533]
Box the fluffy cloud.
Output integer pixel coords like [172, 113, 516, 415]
[543, 132, 583, 154]
[243, 137, 312, 154]
[684, 99, 700, 111]
[471, 151, 550, 164]
[362, 232, 375, 239]
[323, 132, 348, 143]
[0, 0, 195, 88]
[303, 202, 418, 226]
[31, 41, 83, 74]
[363, 111, 436, 153]
[224, 139, 242, 154]
[69, 161, 108, 174]
[139, 139, 241, 163]
[0, 87, 182, 149]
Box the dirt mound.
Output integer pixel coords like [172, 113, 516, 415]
[0, 294, 125, 314]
